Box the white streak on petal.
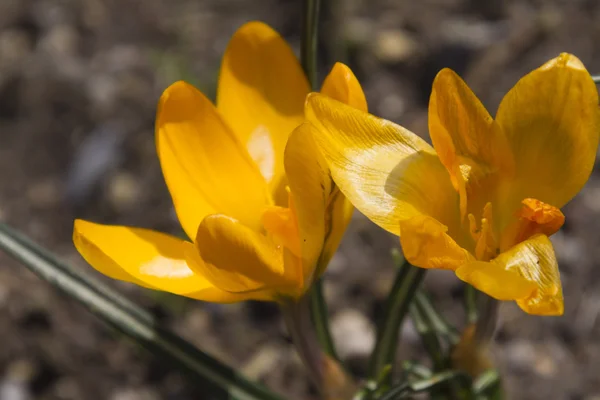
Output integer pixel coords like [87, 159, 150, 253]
[247, 125, 275, 183]
[140, 257, 194, 279]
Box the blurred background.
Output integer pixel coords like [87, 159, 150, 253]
[1, 0, 600, 399]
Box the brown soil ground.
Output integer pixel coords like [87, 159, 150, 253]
[1, 0, 600, 399]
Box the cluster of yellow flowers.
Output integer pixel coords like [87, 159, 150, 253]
[73, 21, 600, 316]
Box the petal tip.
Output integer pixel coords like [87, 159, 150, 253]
[541, 53, 586, 72]
[433, 68, 459, 83]
[517, 295, 564, 316]
[235, 20, 277, 38]
[304, 92, 327, 115]
[73, 218, 93, 237]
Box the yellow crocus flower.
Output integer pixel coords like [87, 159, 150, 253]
[73, 21, 367, 303]
[305, 53, 599, 315]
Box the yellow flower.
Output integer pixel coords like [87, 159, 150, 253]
[305, 53, 599, 315]
[73, 21, 367, 303]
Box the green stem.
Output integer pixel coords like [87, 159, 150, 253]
[281, 295, 352, 399]
[465, 284, 478, 325]
[0, 223, 282, 400]
[368, 260, 426, 380]
[301, 0, 321, 90]
[473, 294, 499, 346]
[592, 75, 600, 84]
[281, 295, 325, 388]
[310, 279, 339, 360]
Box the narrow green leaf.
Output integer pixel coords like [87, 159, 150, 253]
[401, 361, 431, 380]
[378, 370, 470, 400]
[409, 301, 444, 371]
[473, 370, 499, 393]
[0, 224, 152, 324]
[473, 369, 503, 399]
[0, 223, 283, 400]
[414, 291, 460, 344]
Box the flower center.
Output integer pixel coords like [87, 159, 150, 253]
[467, 202, 498, 262]
[465, 198, 564, 261]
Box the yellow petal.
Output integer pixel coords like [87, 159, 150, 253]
[306, 93, 460, 236]
[512, 235, 564, 316]
[496, 53, 600, 209]
[284, 123, 330, 283]
[429, 69, 513, 218]
[456, 234, 563, 315]
[262, 201, 301, 258]
[156, 81, 270, 240]
[72, 219, 251, 303]
[317, 188, 354, 278]
[455, 262, 536, 301]
[194, 214, 302, 297]
[499, 198, 565, 251]
[217, 21, 309, 194]
[399, 215, 473, 270]
[284, 63, 366, 279]
[429, 68, 513, 179]
[320, 62, 368, 113]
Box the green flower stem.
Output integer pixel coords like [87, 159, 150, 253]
[0, 223, 283, 400]
[368, 256, 426, 380]
[310, 279, 340, 360]
[473, 294, 499, 346]
[465, 284, 479, 324]
[592, 75, 600, 84]
[281, 295, 353, 399]
[301, 0, 321, 90]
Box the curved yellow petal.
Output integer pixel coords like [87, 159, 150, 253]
[429, 69, 513, 218]
[194, 214, 302, 297]
[217, 21, 310, 194]
[455, 262, 536, 301]
[496, 53, 600, 209]
[301, 62, 367, 277]
[499, 198, 565, 251]
[262, 203, 301, 258]
[72, 219, 250, 303]
[429, 68, 513, 179]
[512, 235, 563, 316]
[284, 123, 330, 283]
[306, 93, 460, 236]
[317, 188, 354, 278]
[156, 81, 270, 240]
[456, 234, 563, 315]
[320, 62, 368, 113]
[399, 215, 473, 270]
